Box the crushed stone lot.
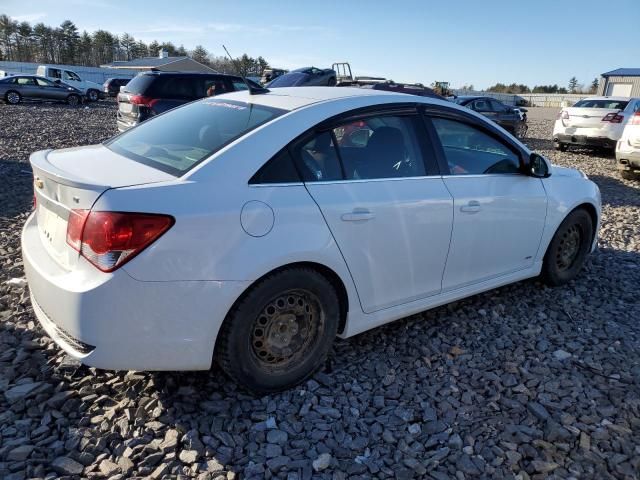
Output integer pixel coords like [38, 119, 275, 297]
[1, 102, 639, 480]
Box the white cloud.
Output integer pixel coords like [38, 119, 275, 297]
[10, 12, 46, 23]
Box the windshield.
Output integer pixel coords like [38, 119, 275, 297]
[573, 99, 629, 110]
[107, 99, 286, 175]
[267, 72, 309, 87]
[452, 97, 472, 104]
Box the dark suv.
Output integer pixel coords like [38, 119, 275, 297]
[103, 78, 131, 97]
[116, 72, 258, 131]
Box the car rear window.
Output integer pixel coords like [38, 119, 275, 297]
[122, 74, 155, 94]
[106, 99, 286, 176]
[573, 99, 629, 109]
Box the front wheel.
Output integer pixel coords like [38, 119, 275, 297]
[216, 268, 339, 394]
[541, 209, 593, 286]
[67, 94, 80, 106]
[87, 89, 99, 102]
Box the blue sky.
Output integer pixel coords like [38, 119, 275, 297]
[4, 0, 639, 89]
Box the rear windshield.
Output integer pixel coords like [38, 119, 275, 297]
[106, 99, 286, 175]
[573, 99, 629, 110]
[122, 74, 154, 94]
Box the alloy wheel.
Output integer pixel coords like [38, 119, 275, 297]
[7, 92, 19, 104]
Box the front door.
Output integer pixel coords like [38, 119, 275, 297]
[428, 115, 547, 291]
[295, 111, 454, 313]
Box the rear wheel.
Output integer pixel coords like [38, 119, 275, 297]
[327, 77, 337, 86]
[554, 142, 568, 152]
[217, 268, 339, 394]
[67, 94, 80, 106]
[5, 91, 21, 105]
[541, 209, 593, 286]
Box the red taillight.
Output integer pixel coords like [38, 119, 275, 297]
[630, 112, 640, 125]
[66, 210, 174, 272]
[128, 94, 159, 108]
[557, 110, 569, 120]
[602, 112, 624, 123]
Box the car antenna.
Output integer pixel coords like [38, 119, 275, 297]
[222, 44, 269, 95]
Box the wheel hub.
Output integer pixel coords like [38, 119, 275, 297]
[250, 290, 321, 368]
[556, 224, 581, 270]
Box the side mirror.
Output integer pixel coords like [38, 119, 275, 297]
[529, 153, 551, 178]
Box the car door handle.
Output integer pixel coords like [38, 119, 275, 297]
[341, 209, 375, 222]
[460, 201, 481, 213]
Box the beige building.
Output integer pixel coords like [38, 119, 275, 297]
[597, 69, 640, 97]
[101, 50, 216, 73]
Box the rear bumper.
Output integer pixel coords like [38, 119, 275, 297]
[553, 134, 617, 149]
[615, 147, 640, 171]
[22, 212, 250, 371]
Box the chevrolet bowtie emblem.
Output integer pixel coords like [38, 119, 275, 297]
[35, 178, 44, 189]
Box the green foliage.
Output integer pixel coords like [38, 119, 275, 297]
[0, 13, 272, 72]
[568, 76, 578, 93]
[486, 83, 531, 94]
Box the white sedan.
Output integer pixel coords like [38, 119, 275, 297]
[22, 87, 601, 393]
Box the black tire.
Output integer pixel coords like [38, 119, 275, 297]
[5, 91, 21, 105]
[554, 142, 568, 152]
[541, 209, 593, 287]
[87, 89, 99, 102]
[67, 94, 80, 106]
[620, 170, 638, 181]
[217, 268, 339, 394]
[327, 77, 337, 86]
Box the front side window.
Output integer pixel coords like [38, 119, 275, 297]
[471, 99, 491, 112]
[107, 99, 286, 175]
[203, 78, 228, 97]
[490, 100, 508, 112]
[333, 115, 427, 180]
[64, 71, 81, 81]
[432, 117, 521, 175]
[35, 78, 55, 87]
[49, 68, 61, 79]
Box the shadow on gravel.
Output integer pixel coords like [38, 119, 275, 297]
[0, 160, 33, 218]
[589, 174, 640, 208]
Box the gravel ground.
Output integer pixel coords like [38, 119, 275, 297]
[0, 102, 639, 480]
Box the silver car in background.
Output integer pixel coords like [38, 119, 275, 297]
[0, 74, 83, 106]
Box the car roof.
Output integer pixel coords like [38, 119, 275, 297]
[140, 71, 242, 79]
[215, 86, 451, 111]
[579, 96, 637, 101]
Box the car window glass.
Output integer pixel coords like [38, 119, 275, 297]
[35, 78, 54, 87]
[63, 71, 81, 81]
[573, 99, 629, 109]
[473, 99, 491, 112]
[232, 80, 248, 91]
[432, 117, 521, 175]
[203, 78, 229, 97]
[332, 115, 426, 180]
[17, 77, 36, 86]
[490, 100, 508, 112]
[250, 148, 300, 184]
[292, 131, 343, 182]
[152, 77, 197, 99]
[49, 68, 61, 79]
[2, 77, 16, 84]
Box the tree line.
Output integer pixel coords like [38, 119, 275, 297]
[486, 77, 600, 95]
[0, 14, 270, 77]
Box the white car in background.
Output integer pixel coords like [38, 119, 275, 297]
[616, 106, 640, 179]
[22, 87, 601, 393]
[553, 97, 640, 152]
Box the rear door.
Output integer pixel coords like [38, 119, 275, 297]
[15, 77, 38, 98]
[427, 110, 547, 291]
[298, 108, 454, 313]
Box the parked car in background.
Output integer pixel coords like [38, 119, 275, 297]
[103, 78, 131, 97]
[260, 68, 288, 84]
[265, 67, 337, 87]
[615, 103, 640, 179]
[359, 81, 444, 99]
[513, 106, 528, 122]
[0, 74, 83, 105]
[36, 65, 104, 102]
[452, 96, 527, 137]
[23, 87, 600, 393]
[116, 71, 262, 131]
[553, 97, 640, 152]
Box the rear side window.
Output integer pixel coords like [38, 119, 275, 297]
[250, 149, 300, 184]
[107, 99, 286, 175]
[573, 99, 629, 109]
[291, 131, 343, 182]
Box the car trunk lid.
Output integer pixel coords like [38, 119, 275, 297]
[30, 145, 174, 270]
[563, 107, 623, 128]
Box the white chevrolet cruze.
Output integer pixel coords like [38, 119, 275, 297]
[23, 87, 601, 393]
